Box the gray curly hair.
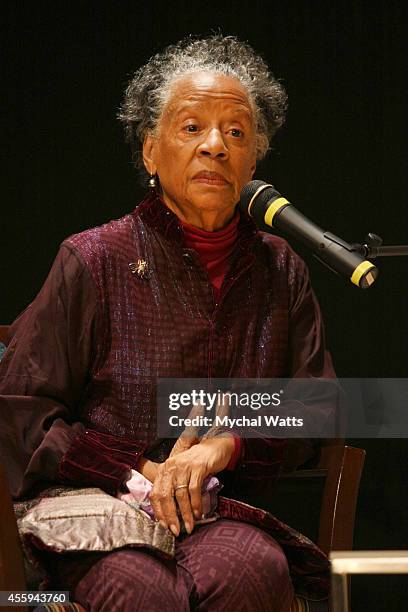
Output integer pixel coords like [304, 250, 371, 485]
[118, 35, 287, 174]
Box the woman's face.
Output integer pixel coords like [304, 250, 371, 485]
[143, 71, 257, 230]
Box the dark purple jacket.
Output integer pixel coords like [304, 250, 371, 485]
[0, 191, 335, 496]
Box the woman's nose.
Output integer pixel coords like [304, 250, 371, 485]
[197, 128, 229, 159]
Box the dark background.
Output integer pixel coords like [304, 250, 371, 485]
[2, 1, 408, 609]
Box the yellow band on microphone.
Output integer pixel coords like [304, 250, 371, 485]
[264, 197, 290, 227]
[351, 260, 376, 287]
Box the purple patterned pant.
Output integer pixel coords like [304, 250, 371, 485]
[51, 519, 294, 611]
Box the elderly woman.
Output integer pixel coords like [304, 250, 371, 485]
[0, 36, 334, 611]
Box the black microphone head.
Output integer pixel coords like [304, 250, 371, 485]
[240, 180, 268, 213]
[240, 180, 282, 221]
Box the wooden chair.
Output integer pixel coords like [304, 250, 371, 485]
[0, 463, 28, 612]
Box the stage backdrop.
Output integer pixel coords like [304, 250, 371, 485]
[3, 2, 408, 609]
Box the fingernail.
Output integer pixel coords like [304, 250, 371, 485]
[170, 524, 179, 537]
[185, 522, 192, 534]
[159, 520, 167, 530]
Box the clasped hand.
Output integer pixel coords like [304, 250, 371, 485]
[142, 434, 234, 536]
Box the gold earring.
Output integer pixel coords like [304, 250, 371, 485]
[149, 173, 157, 189]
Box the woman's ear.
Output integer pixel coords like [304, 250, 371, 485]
[142, 133, 157, 175]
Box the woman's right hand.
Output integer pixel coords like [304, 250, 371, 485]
[149, 435, 234, 537]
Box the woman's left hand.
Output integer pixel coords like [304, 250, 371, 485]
[149, 435, 235, 536]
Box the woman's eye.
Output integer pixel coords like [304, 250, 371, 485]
[185, 124, 198, 133]
[230, 128, 243, 138]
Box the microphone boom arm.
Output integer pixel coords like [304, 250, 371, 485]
[350, 233, 408, 259]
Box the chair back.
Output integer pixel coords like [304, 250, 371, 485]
[246, 445, 366, 555]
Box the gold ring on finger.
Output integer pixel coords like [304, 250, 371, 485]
[174, 484, 189, 492]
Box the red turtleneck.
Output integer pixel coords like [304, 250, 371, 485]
[181, 212, 239, 302]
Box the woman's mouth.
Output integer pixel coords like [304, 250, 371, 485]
[193, 171, 229, 185]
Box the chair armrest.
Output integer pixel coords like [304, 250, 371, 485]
[0, 465, 28, 611]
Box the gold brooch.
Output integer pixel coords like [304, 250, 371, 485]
[129, 259, 150, 279]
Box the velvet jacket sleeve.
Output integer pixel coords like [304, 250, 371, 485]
[0, 245, 146, 499]
[222, 252, 337, 499]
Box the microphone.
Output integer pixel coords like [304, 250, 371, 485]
[240, 180, 378, 289]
